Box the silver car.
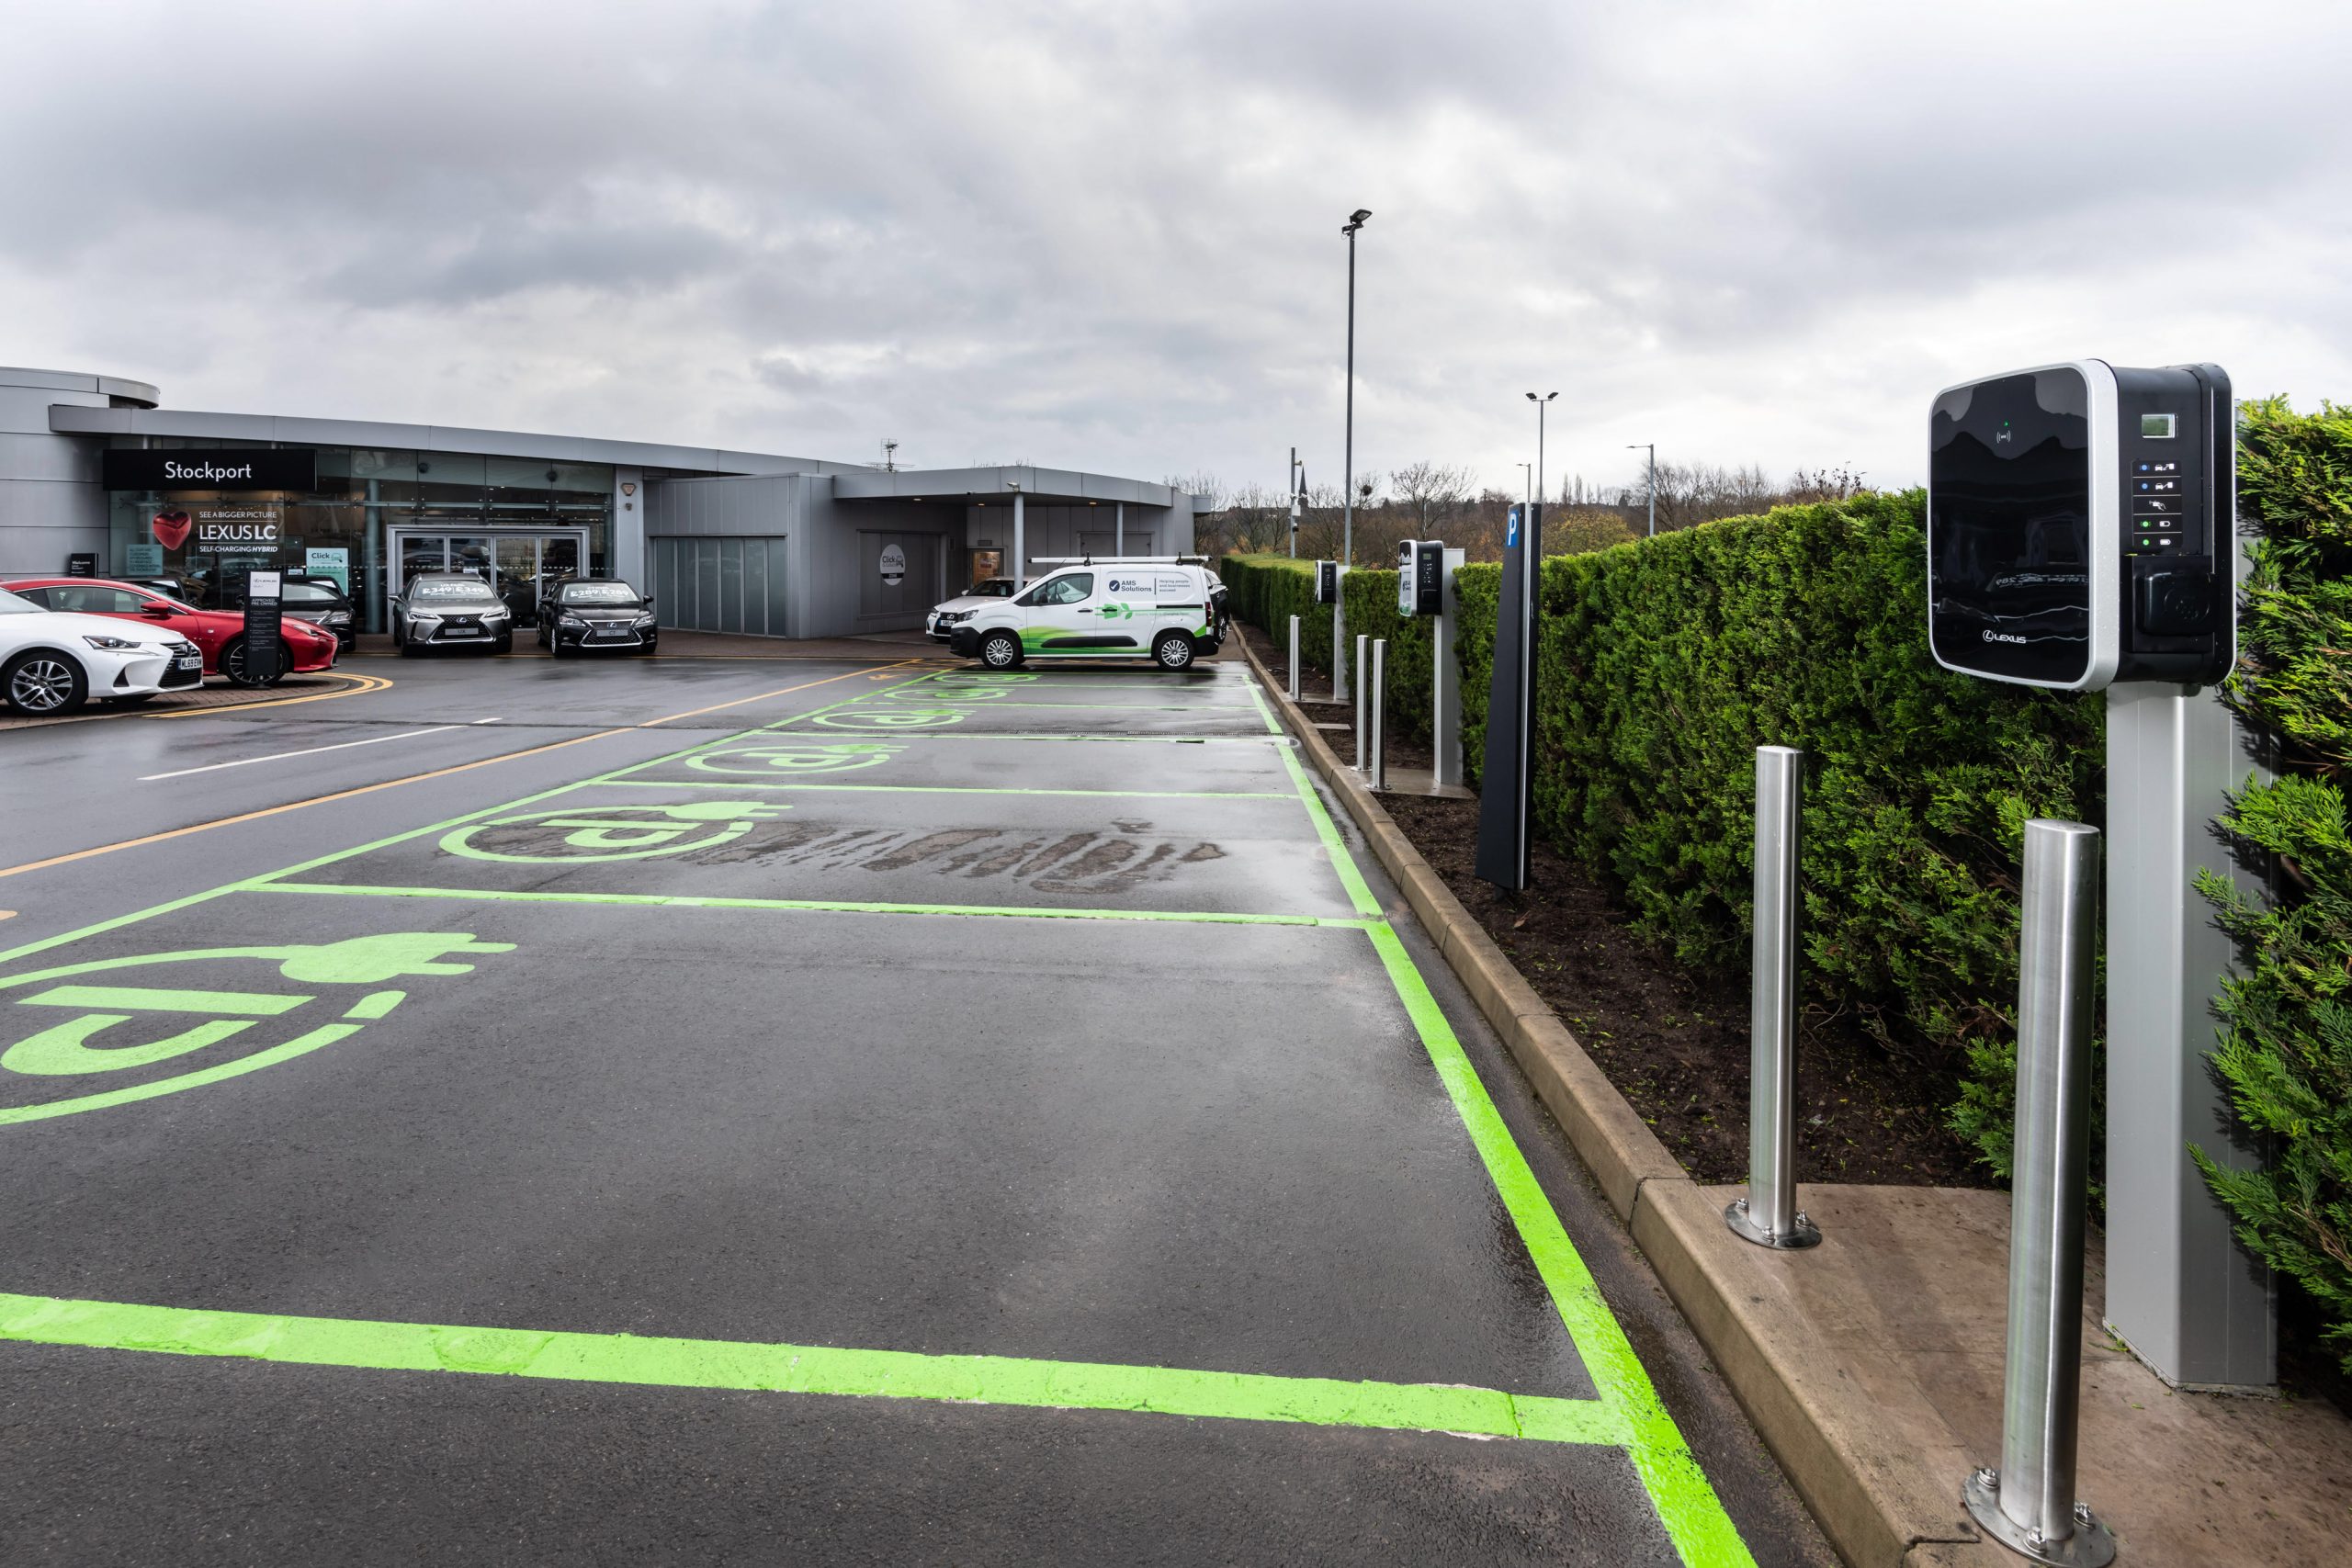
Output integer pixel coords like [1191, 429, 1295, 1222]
[391, 572, 514, 656]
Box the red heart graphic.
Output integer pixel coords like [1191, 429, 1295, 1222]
[152, 510, 192, 550]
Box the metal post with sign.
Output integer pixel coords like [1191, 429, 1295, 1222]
[1476, 503, 1540, 889]
[237, 569, 287, 688]
[1928, 359, 2272, 1394]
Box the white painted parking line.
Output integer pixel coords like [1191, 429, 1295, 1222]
[139, 718, 503, 781]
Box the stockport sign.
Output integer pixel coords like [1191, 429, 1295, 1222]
[102, 448, 317, 491]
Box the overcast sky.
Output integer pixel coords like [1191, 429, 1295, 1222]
[4, 0, 2346, 499]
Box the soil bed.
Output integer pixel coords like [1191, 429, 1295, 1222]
[1245, 622, 1984, 1188]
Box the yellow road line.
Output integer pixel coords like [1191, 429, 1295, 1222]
[0, 661, 912, 881]
[150, 672, 393, 718]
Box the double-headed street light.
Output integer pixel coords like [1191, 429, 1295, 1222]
[1627, 442, 1657, 536]
[1341, 208, 1371, 568]
[1526, 391, 1556, 508]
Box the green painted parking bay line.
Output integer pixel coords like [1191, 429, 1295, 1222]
[582, 781, 1295, 800]
[1233, 656, 1756, 1564]
[747, 731, 1295, 745]
[251, 881, 1373, 930]
[0, 1291, 1625, 1448]
[848, 700, 1262, 712]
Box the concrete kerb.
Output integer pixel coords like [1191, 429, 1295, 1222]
[1237, 632, 1684, 1225]
[1236, 630, 1946, 1568]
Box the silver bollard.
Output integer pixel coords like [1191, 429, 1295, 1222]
[1287, 615, 1302, 703]
[1369, 639, 1387, 791]
[1964, 819, 2114, 1567]
[1727, 746, 1821, 1250]
[1353, 634, 1370, 771]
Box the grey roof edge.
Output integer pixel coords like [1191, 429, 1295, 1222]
[831, 466, 1182, 506]
[4, 367, 160, 407]
[45, 404, 839, 477]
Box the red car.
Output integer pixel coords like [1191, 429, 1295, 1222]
[4, 577, 340, 682]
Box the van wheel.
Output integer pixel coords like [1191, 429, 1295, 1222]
[1152, 631, 1196, 671]
[978, 630, 1023, 669]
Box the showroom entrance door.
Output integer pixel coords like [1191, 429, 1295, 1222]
[388, 528, 586, 622]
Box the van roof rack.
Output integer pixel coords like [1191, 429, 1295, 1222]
[1027, 555, 1210, 567]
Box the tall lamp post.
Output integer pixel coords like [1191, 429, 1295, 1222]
[1627, 442, 1657, 536]
[1526, 391, 1556, 507]
[1289, 447, 1304, 558]
[1341, 209, 1371, 568]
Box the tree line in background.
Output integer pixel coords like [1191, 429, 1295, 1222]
[1180, 459, 1872, 565]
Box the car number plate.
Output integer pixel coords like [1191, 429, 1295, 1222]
[173, 654, 201, 670]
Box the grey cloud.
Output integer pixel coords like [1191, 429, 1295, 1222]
[0, 0, 2346, 496]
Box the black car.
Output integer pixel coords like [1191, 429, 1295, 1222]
[280, 577, 356, 652]
[391, 572, 514, 655]
[537, 579, 658, 657]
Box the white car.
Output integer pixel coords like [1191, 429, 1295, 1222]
[925, 577, 1019, 640]
[0, 586, 203, 716]
[944, 558, 1227, 671]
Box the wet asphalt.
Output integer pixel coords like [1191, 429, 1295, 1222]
[0, 649, 1836, 1565]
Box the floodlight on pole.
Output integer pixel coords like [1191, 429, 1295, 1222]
[1527, 391, 1556, 506]
[1627, 442, 1657, 536]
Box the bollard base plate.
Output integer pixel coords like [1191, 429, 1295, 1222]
[1962, 1472, 2117, 1566]
[1724, 1198, 1822, 1249]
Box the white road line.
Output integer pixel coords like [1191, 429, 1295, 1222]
[141, 718, 503, 781]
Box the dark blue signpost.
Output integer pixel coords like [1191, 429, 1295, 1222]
[1475, 502, 1539, 889]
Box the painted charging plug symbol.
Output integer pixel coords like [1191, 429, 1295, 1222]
[685, 742, 904, 776]
[441, 800, 790, 862]
[0, 932, 512, 1124]
[812, 706, 967, 730]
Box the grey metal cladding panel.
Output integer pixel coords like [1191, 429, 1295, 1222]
[0, 367, 140, 400]
[0, 478, 106, 527]
[46, 406, 809, 477]
[0, 434, 104, 482]
[41, 406, 135, 434]
[0, 521, 108, 577]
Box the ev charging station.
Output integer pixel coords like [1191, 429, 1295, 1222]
[1314, 558, 1349, 701]
[1928, 360, 2273, 1392]
[1396, 538, 1465, 789]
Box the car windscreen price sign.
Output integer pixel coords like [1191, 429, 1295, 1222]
[238, 570, 285, 688]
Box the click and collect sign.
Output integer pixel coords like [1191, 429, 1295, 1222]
[102, 448, 317, 491]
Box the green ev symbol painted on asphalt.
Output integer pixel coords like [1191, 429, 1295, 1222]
[810, 706, 968, 730]
[441, 800, 791, 862]
[0, 932, 513, 1124]
[888, 682, 1009, 701]
[684, 742, 905, 777]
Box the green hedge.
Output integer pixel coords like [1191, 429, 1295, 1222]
[1501, 495, 2102, 1173]
[2196, 397, 2352, 1370]
[1238, 499, 2105, 1177]
[1219, 556, 1439, 746]
[1218, 557, 1332, 677]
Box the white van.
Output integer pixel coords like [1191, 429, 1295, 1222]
[944, 558, 1227, 671]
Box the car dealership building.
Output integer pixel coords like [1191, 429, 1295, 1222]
[0, 367, 1204, 639]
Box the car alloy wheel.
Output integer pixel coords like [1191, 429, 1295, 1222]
[979, 630, 1022, 669]
[6, 655, 78, 714]
[1153, 631, 1195, 671]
